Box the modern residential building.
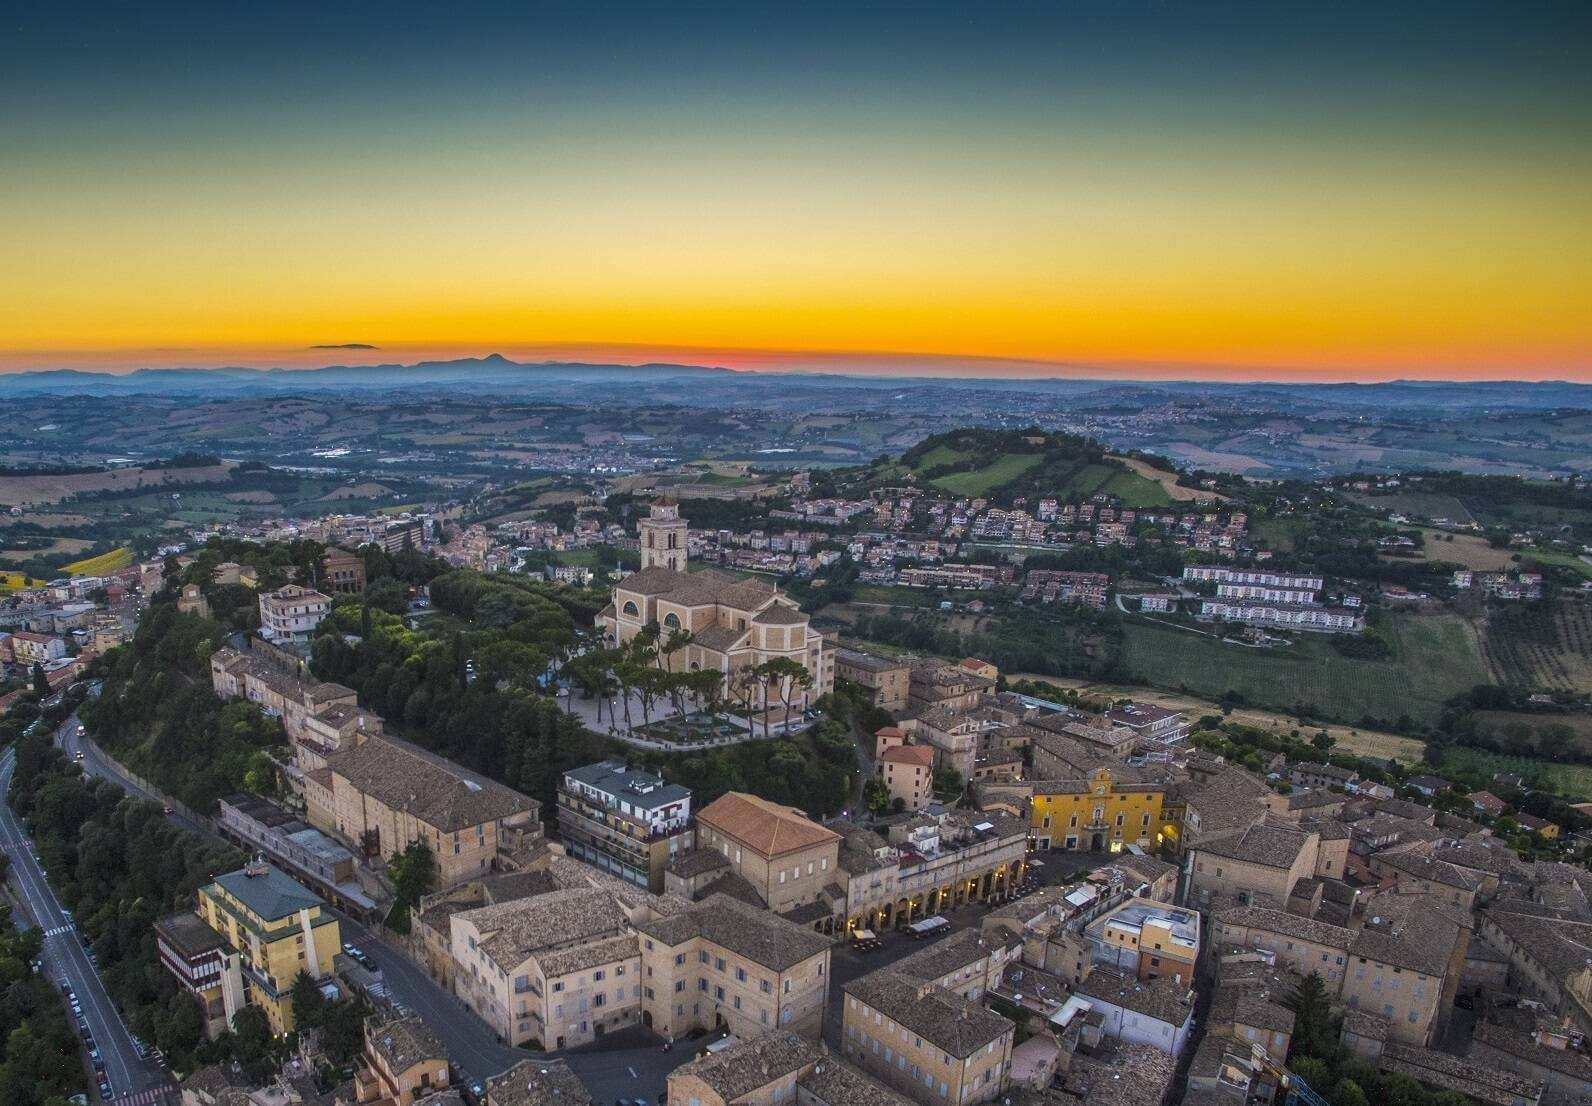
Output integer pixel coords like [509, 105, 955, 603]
[1084, 897, 1200, 985]
[1197, 597, 1364, 634]
[603, 502, 833, 717]
[257, 583, 332, 642]
[556, 758, 692, 893]
[636, 893, 833, 1041]
[1102, 703, 1187, 747]
[1183, 566, 1325, 592]
[162, 858, 342, 1035]
[153, 911, 232, 1039]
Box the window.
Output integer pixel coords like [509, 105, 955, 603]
[622, 601, 639, 617]
[663, 613, 681, 629]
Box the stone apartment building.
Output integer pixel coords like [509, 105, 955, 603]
[450, 886, 643, 1049]
[356, 1016, 449, 1106]
[689, 792, 842, 917]
[834, 647, 912, 712]
[842, 963, 1014, 1106]
[1213, 903, 1463, 1047]
[307, 732, 541, 888]
[878, 743, 935, 812]
[664, 1032, 916, 1106]
[637, 894, 833, 1041]
[1186, 817, 1336, 910]
[321, 546, 367, 594]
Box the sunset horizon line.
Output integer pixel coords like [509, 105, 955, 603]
[0, 342, 1586, 386]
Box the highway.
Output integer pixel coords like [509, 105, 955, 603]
[0, 743, 175, 1106]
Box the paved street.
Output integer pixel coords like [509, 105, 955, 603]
[0, 745, 176, 1106]
[53, 712, 691, 1098]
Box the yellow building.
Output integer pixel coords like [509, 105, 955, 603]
[192, 859, 342, 1034]
[1030, 766, 1165, 852]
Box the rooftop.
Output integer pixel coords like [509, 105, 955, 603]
[637, 893, 832, 972]
[670, 1032, 822, 1102]
[328, 733, 535, 833]
[696, 791, 840, 857]
[454, 888, 629, 973]
[562, 758, 691, 809]
[1074, 965, 1194, 1025]
[485, 1058, 593, 1106]
[366, 1016, 446, 1073]
[207, 862, 324, 922]
[843, 972, 1012, 1058]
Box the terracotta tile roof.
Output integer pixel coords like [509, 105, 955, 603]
[880, 744, 935, 768]
[696, 792, 840, 857]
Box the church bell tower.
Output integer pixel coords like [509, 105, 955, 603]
[639, 500, 688, 572]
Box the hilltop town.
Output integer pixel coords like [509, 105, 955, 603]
[0, 424, 1589, 1106]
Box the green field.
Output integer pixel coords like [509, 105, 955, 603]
[1436, 745, 1592, 803]
[1527, 551, 1592, 579]
[913, 445, 971, 471]
[932, 453, 1044, 496]
[1099, 469, 1172, 508]
[1120, 613, 1489, 725]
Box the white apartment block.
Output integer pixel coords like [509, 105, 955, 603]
[258, 584, 332, 642]
[1184, 566, 1324, 592]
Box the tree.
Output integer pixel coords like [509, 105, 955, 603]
[289, 971, 327, 1027]
[30, 662, 49, 698]
[385, 838, 437, 933]
[932, 766, 964, 801]
[1283, 970, 1338, 1060]
[756, 656, 814, 736]
[863, 776, 890, 816]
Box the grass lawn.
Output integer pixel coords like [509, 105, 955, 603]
[913, 445, 971, 472]
[549, 548, 600, 567]
[1251, 517, 1307, 554]
[932, 453, 1044, 496]
[1119, 613, 1489, 726]
[1098, 469, 1173, 508]
[1437, 745, 1592, 802]
[1527, 550, 1592, 579]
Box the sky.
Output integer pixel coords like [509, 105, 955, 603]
[1, 1, 1588, 381]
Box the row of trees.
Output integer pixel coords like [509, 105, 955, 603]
[565, 624, 813, 737]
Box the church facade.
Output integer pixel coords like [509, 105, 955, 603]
[602, 502, 833, 715]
